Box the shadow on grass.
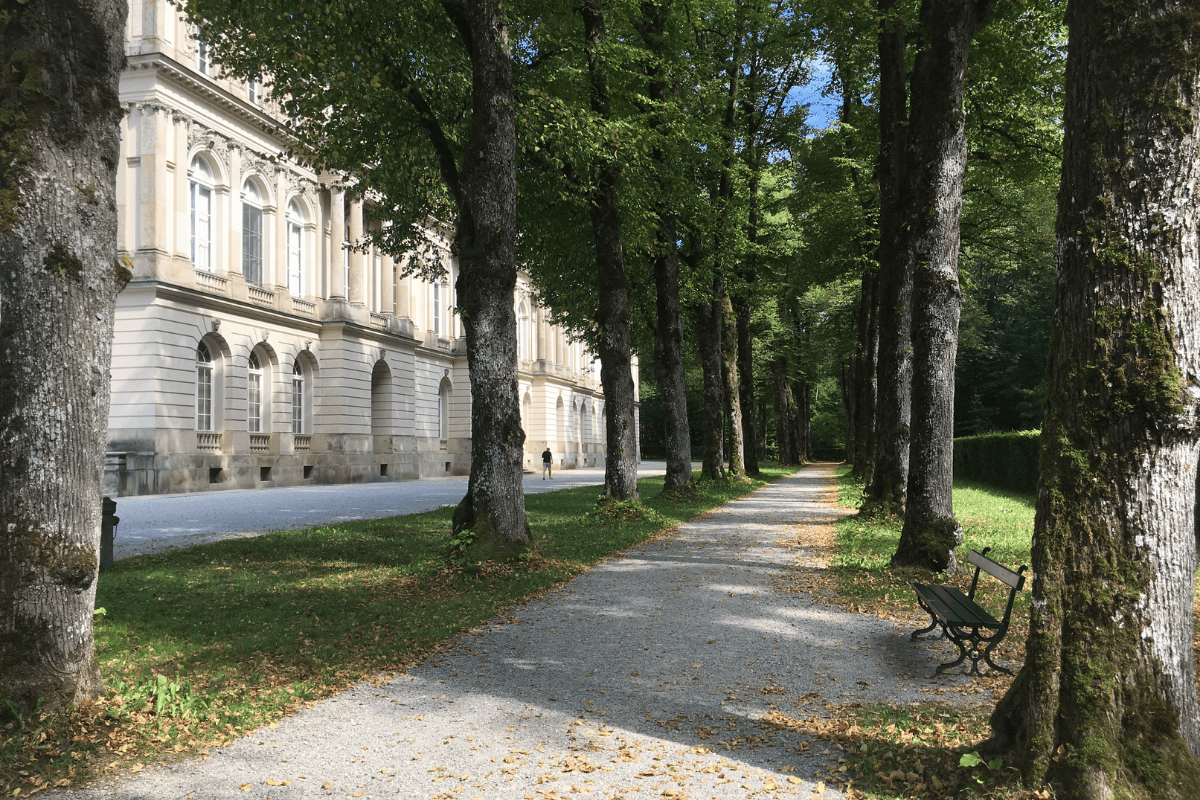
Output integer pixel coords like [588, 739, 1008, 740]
[1, 466, 797, 796]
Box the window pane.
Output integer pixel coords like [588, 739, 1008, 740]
[243, 203, 262, 285]
[196, 365, 213, 431]
[248, 365, 262, 433]
[192, 183, 212, 271]
[288, 222, 303, 296]
[292, 377, 303, 434]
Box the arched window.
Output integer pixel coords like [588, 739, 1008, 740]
[247, 351, 263, 433]
[291, 360, 305, 434]
[242, 181, 263, 286]
[196, 342, 214, 431]
[190, 157, 214, 272]
[286, 200, 305, 297]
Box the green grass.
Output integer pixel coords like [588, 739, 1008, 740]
[827, 466, 1045, 800]
[830, 466, 1035, 628]
[0, 466, 794, 796]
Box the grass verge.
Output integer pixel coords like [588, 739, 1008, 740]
[818, 466, 1045, 799]
[1, 466, 793, 797]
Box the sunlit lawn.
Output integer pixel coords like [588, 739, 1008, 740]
[828, 465, 1200, 799]
[0, 467, 793, 796]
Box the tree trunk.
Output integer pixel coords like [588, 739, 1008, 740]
[866, 0, 913, 513]
[770, 359, 795, 463]
[840, 359, 854, 463]
[721, 294, 745, 478]
[448, 1, 529, 554]
[853, 268, 880, 480]
[792, 378, 810, 462]
[691, 297, 726, 481]
[0, 0, 127, 719]
[581, 0, 638, 501]
[638, 0, 692, 491]
[891, 0, 997, 572]
[735, 295, 759, 475]
[986, 2, 1200, 795]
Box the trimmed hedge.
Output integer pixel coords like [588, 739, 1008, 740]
[953, 430, 1040, 493]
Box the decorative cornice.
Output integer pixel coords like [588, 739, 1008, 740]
[124, 52, 297, 149]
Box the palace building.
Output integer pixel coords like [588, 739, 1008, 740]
[105, 4, 636, 496]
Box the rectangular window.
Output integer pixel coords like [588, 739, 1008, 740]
[247, 78, 263, 105]
[191, 182, 212, 271]
[247, 371, 262, 433]
[433, 281, 441, 336]
[292, 375, 304, 434]
[196, 366, 213, 431]
[196, 40, 211, 75]
[287, 221, 303, 296]
[242, 203, 262, 285]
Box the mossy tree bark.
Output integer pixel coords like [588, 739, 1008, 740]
[866, 0, 913, 513]
[986, 2, 1200, 796]
[891, 0, 997, 572]
[580, 0, 639, 502]
[0, 0, 127, 718]
[446, 1, 529, 554]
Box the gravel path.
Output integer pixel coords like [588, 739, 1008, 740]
[69, 465, 983, 800]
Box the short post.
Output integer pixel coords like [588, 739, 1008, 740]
[100, 496, 119, 571]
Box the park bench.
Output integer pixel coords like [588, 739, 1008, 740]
[911, 547, 1027, 676]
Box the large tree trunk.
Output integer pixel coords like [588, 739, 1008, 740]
[448, 1, 529, 554]
[892, 0, 997, 572]
[840, 359, 855, 463]
[852, 268, 880, 479]
[0, 0, 127, 719]
[638, 0, 692, 491]
[792, 378, 811, 462]
[770, 358, 795, 463]
[986, 2, 1200, 795]
[866, 0, 913, 513]
[721, 294, 745, 478]
[581, 0, 638, 501]
[691, 296, 726, 480]
[735, 295, 759, 475]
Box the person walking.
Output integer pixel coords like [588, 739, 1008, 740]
[541, 447, 553, 479]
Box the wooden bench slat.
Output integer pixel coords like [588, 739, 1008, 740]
[923, 584, 1000, 627]
[968, 550, 1025, 590]
[911, 549, 1027, 677]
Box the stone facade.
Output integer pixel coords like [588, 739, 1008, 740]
[106, 6, 636, 496]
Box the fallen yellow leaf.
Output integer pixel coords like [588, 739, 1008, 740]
[239, 784, 252, 792]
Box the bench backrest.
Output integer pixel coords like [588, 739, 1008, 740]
[968, 549, 1026, 591]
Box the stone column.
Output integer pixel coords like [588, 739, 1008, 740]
[227, 146, 242, 276]
[348, 199, 365, 305]
[274, 169, 288, 292]
[330, 187, 346, 300]
[174, 116, 189, 263]
[398, 272, 411, 319]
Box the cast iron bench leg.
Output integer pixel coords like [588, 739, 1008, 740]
[911, 612, 940, 641]
[935, 627, 971, 675]
[981, 635, 1013, 676]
